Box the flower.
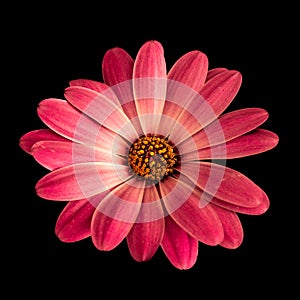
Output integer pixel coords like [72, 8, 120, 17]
[19, 40, 279, 270]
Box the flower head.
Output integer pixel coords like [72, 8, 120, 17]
[19, 40, 279, 269]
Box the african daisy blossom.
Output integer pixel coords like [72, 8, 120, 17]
[19, 40, 279, 269]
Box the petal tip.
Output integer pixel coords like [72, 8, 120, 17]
[231, 69, 242, 80]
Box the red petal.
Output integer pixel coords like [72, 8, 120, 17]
[163, 70, 235, 144]
[159, 176, 224, 245]
[102, 47, 134, 86]
[178, 161, 266, 207]
[167, 103, 203, 145]
[102, 47, 143, 136]
[37, 98, 100, 144]
[35, 162, 131, 200]
[55, 199, 95, 242]
[32, 140, 125, 171]
[166, 70, 242, 145]
[195, 129, 279, 159]
[126, 186, 164, 261]
[127, 220, 164, 262]
[168, 50, 208, 91]
[19, 129, 66, 154]
[91, 179, 145, 251]
[37, 98, 130, 152]
[133, 40, 167, 134]
[205, 68, 228, 82]
[161, 215, 198, 270]
[179, 108, 269, 152]
[134, 40, 166, 79]
[64, 86, 138, 141]
[200, 70, 242, 121]
[69, 79, 110, 93]
[211, 190, 270, 215]
[212, 204, 244, 249]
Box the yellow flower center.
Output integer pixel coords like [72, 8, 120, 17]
[128, 135, 178, 182]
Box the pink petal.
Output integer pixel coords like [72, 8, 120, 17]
[200, 70, 242, 118]
[193, 129, 279, 160]
[35, 162, 131, 201]
[169, 105, 202, 145]
[133, 40, 167, 134]
[92, 128, 130, 156]
[135, 185, 165, 223]
[159, 80, 208, 140]
[32, 140, 75, 170]
[161, 215, 198, 270]
[220, 107, 269, 140]
[37, 98, 101, 144]
[69, 79, 110, 93]
[167, 50, 208, 91]
[65, 84, 119, 107]
[211, 190, 270, 215]
[64, 86, 138, 142]
[163, 52, 209, 130]
[55, 199, 95, 242]
[159, 88, 211, 145]
[69, 79, 124, 113]
[179, 108, 269, 152]
[178, 161, 266, 207]
[205, 68, 227, 82]
[158, 52, 209, 140]
[167, 70, 242, 145]
[127, 220, 164, 262]
[91, 179, 145, 251]
[102, 47, 134, 86]
[159, 176, 224, 245]
[37, 98, 129, 152]
[126, 186, 165, 261]
[32, 140, 125, 171]
[134, 40, 167, 79]
[156, 101, 185, 138]
[19, 129, 66, 154]
[212, 204, 244, 249]
[102, 47, 143, 136]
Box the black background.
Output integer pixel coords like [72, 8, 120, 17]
[9, 3, 295, 297]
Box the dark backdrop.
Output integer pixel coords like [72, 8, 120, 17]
[9, 3, 295, 297]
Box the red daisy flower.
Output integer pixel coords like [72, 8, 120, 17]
[19, 40, 279, 269]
